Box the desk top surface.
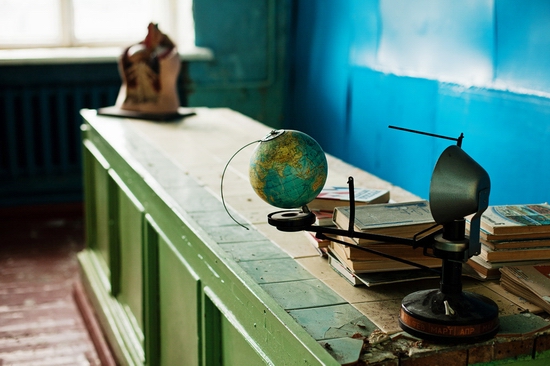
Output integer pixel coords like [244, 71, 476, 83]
[82, 107, 550, 365]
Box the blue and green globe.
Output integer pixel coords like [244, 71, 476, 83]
[249, 130, 328, 209]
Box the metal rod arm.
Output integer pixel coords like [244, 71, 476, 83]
[388, 125, 464, 147]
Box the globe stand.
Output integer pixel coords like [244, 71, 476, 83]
[261, 129, 286, 142]
[268, 208, 316, 232]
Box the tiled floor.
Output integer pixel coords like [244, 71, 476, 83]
[0, 203, 110, 366]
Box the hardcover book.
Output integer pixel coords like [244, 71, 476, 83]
[332, 200, 437, 243]
[467, 256, 547, 280]
[311, 210, 335, 227]
[480, 237, 550, 250]
[327, 252, 439, 287]
[479, 204, 550, 236]
[308, 186, 390, 212]
[303, 232, 330, 257]
[466, 257, 502, 280]
[333, 236, 428, 261]
[479, 244, 550, 263]
[328, 241, 440, 273]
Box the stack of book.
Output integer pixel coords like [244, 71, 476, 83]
[466, 203, 550, 280]
[500, 262, 550, 314]
[327, 200, 442, 285]
[304, 186, 390, 257]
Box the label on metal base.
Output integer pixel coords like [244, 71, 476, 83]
[400, 309, 499, 338]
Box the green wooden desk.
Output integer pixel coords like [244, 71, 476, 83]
[79, 108, 550, 366]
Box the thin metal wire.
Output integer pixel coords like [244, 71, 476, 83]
[220, 139, 262, 230]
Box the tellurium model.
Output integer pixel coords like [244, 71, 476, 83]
[248, 127, 499, 343]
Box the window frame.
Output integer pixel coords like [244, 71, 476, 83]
[0, 0, 194, 50]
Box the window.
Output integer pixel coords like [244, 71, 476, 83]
[0, 0, 195, 50]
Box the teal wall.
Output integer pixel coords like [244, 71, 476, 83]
[285, 0, 550, 205]
[189, 0, 290, 128]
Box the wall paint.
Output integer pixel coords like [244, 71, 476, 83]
[496, 0, 550, 92]
[286, 0, 550, 205]
[190, 0, 289, 128]
[376, 0, 494, 85]
[286, 1, 351, 155]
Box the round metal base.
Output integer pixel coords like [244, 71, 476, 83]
[399, 289, 499, 343]
[267, 210, 316, 231]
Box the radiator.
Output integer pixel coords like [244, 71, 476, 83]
[0, 83, 119, 206]
[0, 61, 190, 207]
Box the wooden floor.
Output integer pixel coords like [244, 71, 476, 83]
[0, 202, 113, 366]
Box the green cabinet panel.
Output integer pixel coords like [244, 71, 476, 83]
[203, 288, 270, 366]
[143, 215, 160, 366]
[158, 232, 201, 366]
[92, 152, 110, 264]
[82, 139, 148, 364]
[83, 140, 111, 279]
[112, 170, 145, 336]
[220, 314, 268, 366]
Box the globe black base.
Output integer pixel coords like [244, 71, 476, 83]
[399, 289, 499, 343]
[267, 210, 316, 232]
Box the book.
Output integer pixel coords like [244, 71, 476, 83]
[478, 204, 550, 236]
[311, 210, 335, 226]
[304, 232, 330, 257]
[500, 263, 550, 314]
[327, 251, 439, 287]
[332, 200, 438, 244]
[479, 244, 550, 263]
[481, 237, 550, 251]
[354, 267, 439, 287]
[328, 241, 441, 274]
[333, 236, 428, 261]
[466, 255, 548, 280]
[327, 251, 364, 286]
[477, 227, 550, 241]
[308, 186, 390, 212]
[466, 257, 502, 280]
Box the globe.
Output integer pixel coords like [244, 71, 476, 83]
[249, 129, 328, 209]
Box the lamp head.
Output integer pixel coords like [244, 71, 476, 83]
[429, 145, 490, 257]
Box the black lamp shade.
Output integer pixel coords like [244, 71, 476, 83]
[429, 145, 490, 224]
